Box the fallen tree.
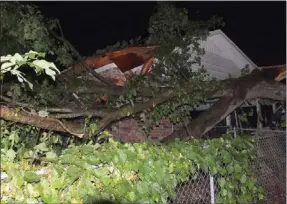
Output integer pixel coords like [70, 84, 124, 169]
[162, 78, 286, 142]
[0, 2, 285, 143]
[1, 65, 285, 141]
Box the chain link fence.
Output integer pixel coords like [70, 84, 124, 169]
[168, 171, 216, 204]
[168, 128, 286, 204]
[250, 129, 286, 204]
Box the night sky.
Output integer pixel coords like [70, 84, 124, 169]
[33, 1, 286, 67]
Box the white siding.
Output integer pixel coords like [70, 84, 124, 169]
[92, 30, 256, 81]
[189, 30, 257, 80]
[209, 34, 256, 70]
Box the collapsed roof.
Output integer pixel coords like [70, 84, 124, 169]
[59, 30, 286, 86]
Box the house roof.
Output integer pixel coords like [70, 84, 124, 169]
[61, 30, 276, 85]
[209, 29, 258, 69]
[60, 46, 156, 79]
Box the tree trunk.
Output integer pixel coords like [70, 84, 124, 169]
[0, 106, 86, 138]
[161, 81, 286, 142]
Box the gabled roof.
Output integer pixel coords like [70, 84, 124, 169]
[209, 29, 257, 69]
[60, 30, 264, 85]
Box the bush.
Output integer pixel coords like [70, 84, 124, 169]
[1, 122, 264, 204]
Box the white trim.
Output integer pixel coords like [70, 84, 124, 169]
[131, 65, 143, 74]
[94, 63, 118, 73]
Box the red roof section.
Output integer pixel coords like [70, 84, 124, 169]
[71, 46, 156, 75]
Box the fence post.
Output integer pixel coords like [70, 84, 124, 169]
[226, 114, 232, 133]
[233, 127, 237, 138]
[256, 99, 263, 129]
[210, 175, 215, 204]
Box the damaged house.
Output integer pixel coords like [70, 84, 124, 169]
[60, 29, 286, 143]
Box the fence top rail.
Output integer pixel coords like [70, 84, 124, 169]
[234, 128, 286, 133]
[214, 126, 286, 133]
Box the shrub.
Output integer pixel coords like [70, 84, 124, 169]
[1, 123, 264, 204]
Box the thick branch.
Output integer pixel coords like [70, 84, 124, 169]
[1, 67, 284, 140]
[0, 106, 86, 138]
[0, 95, 73, 113]
[50, 109, 110, 119]
[65, 78, 174, 98]
[161, 81, 286, 143]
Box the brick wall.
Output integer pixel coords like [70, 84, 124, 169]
[111, 118, 183, 143]
[95, 65, 183, 143]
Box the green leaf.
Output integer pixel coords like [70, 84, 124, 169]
[222, 151, 232, 164]
[34, 142, 49, 152]
[26, 183, 40, 198]
[87, 155, 101, 165]
[1, 62, 14, 71]
[24, 172, 41, 183]
[45, 151, 57, 162]
[101, 176, 112, 186]
[119, 151, 127, 163]
[258, 186, 264, 194]
[218, 177, 226, 188]
[240, 186, 247, 194]
[234, 164, 242, 173]
[127, 191, 136, 202]
[54, 165, 65, 175]
[79, 145, 95, 155]
[247, 180, 255, 190]
[61, 154, 80, 164]
[38, 52, 46, 58]
[221, 188, 228, 197]
[227, 165, 234, 174]
[15, 175, 25, 187]
[6, 149, 16, 161]
[240, 174, 247, 183]
[27, 52, 36, 59]
[31, 59, 60, 80]
[12, 53, 24, 62]
[67, 166, 81, 182]
[258, 193, 265, 200]
[51, 175, 65, 189]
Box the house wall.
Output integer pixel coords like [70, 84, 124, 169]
[111, 118, 183, 143]
[90, 30, 258, 142]
[187, 30, 256, 80]
[209, 32, 257, 71]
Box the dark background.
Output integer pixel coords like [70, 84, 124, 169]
[33, 1, 286, 66]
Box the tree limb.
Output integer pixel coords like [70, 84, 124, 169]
[161, 80, 286, 143]
[0, 95, 73, 113]
[1, 67, 284, 141]
[50, 109, 110, 119]
[0, 105, 86, 138]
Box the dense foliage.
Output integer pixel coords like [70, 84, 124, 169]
[0, 2, 74, 67]
[0, 3, 280, 203]
[1, 121, 264, 204]
[121, 3, 224, 132]
[1, 51, 60, 89]
[0, 2, 227, 139]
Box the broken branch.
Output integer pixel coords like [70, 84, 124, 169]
[0, 106, 86, 138]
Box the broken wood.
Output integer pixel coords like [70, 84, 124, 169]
[161, 80, 286, 142]
[0, 106, 86, 138]
[0, 66, 285, 141]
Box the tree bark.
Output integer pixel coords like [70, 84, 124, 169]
[0, 106, 86, 138]
[0, 68, 285, 141]
[161, 81, 286, 142]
